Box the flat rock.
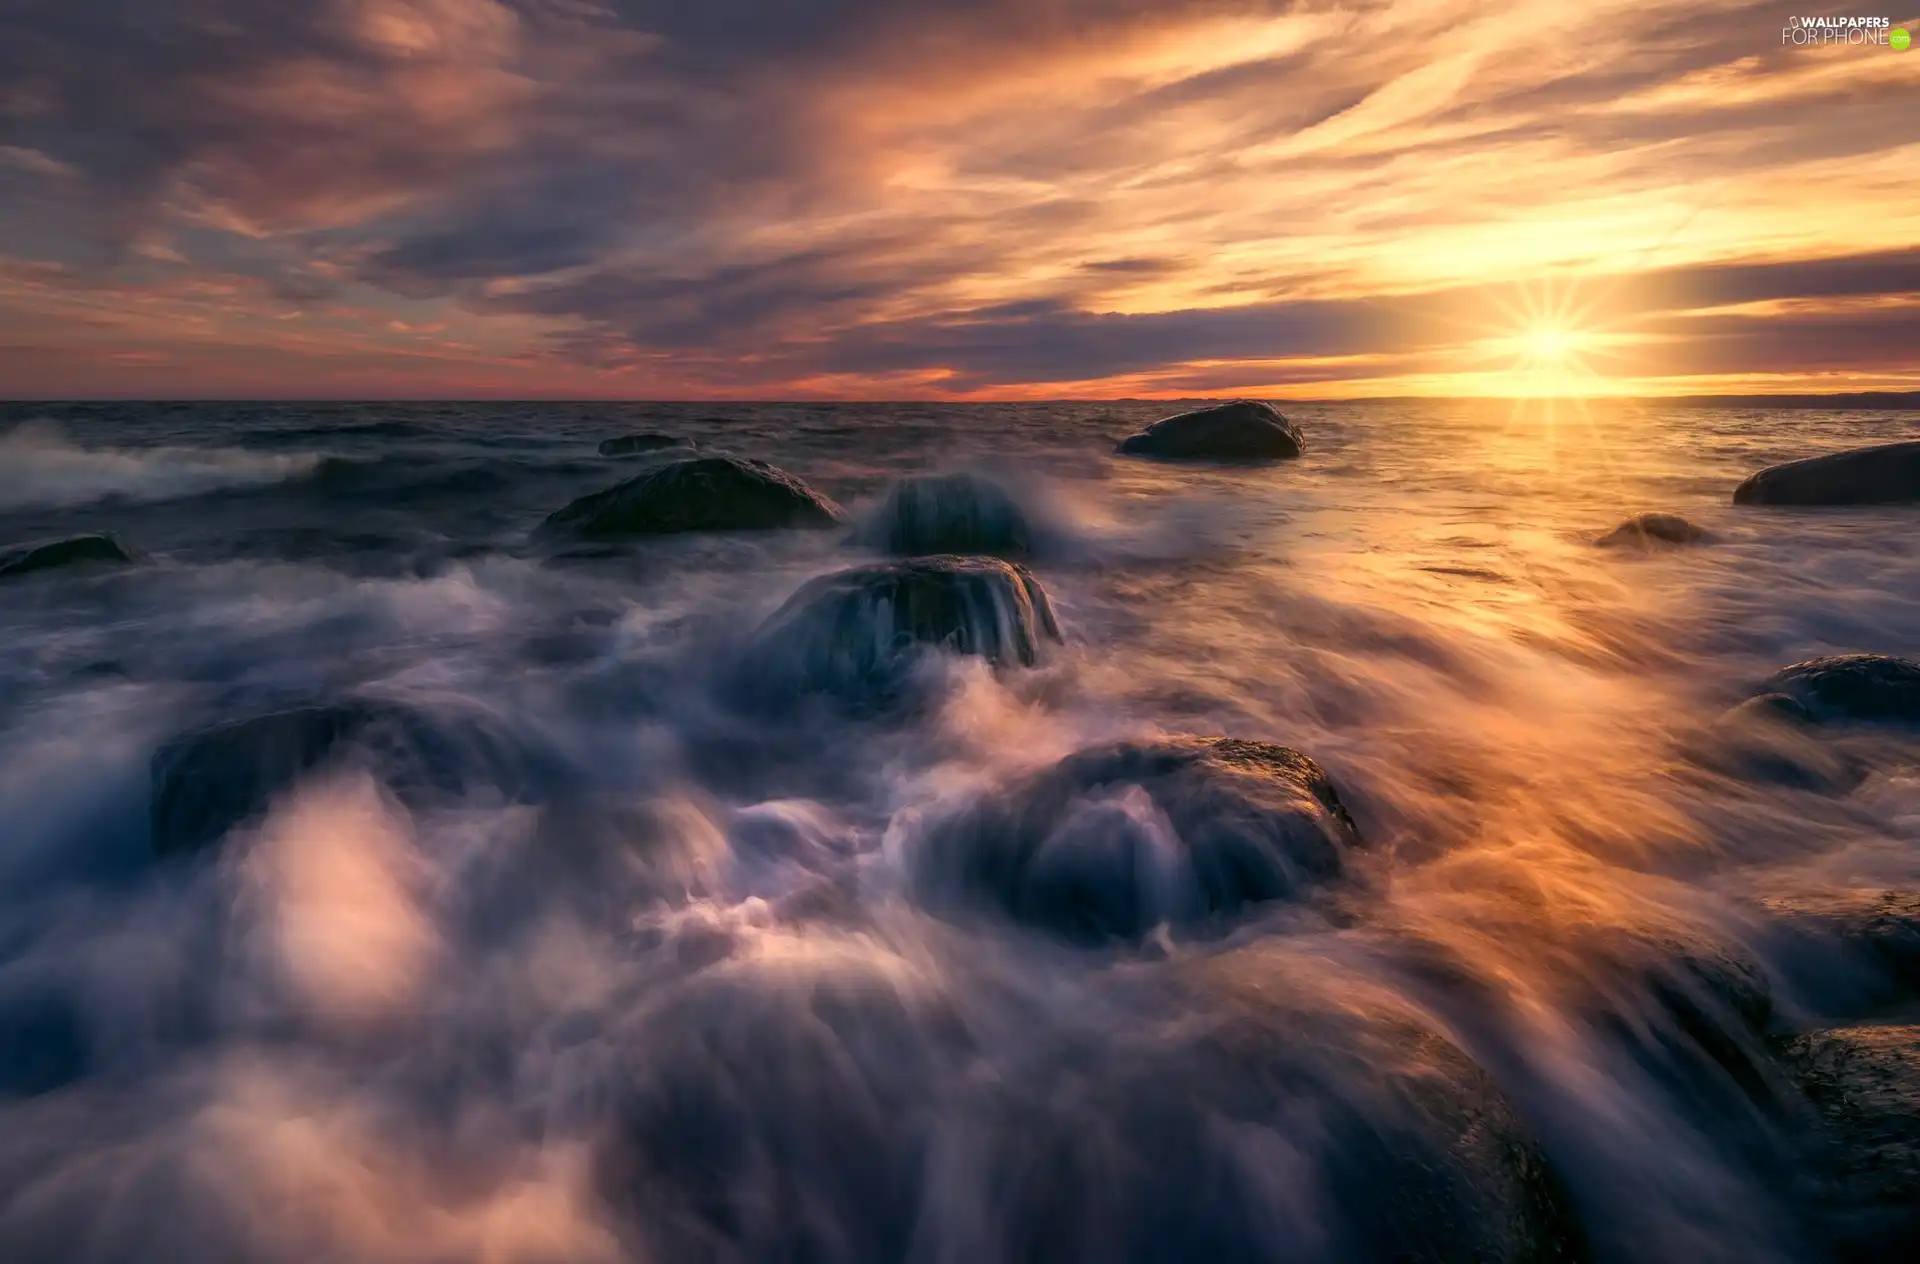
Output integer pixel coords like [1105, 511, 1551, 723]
[1115, 400, 1304, 461]
[542, 456, 844, 538]
[914, 736, 1364, 943]
[1762, 654, 1920, 724]
[1733, 441, 1920, 506]
[1596, 513, 1710, 548]
[0, 533, 143, 579]
[598, 433, 693, 457]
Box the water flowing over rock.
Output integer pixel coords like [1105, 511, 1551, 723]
[1690, 693, 1865, 794]
[862, 472, 1035, 558]
[598, 433, 693, 457]
[914, 737, 1364, 943]
[1781, 1025, 1920, 1258]
[1596, 513, 1710, 549]
[542, 456, 844, 538]
[1761, 654, 1920, 724]
[1115, 400, 1305, 461]
[0, 533, 142, 579]
[1733, 440, 1920, 506]
[149, 697, 562, 856]
[748, 555, 1061, 701]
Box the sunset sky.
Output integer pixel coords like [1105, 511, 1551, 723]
[1, 0, 1915, 400]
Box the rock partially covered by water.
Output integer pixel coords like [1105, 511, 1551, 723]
[1781, 1025, 1920, 1257]
[149, 697, 561, 856]
[1115, 400, 1304, 461]
[1761, 890, 1920, 1019]
[915, 737, 1363, 943]
[1690, 693, 1865, 794]
[598, 433, 692, 457]
[542, 456, 844, 538]
[0, 533, 143, 579]
[1596, 513, 1709, 549]
[749, 555, 1061, 701]
[862, 472, 1035, 558]
[1761, 654, 1920, 724]
[1733, 440, 1920, 506]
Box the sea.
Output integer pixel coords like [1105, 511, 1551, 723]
[0, 399, 1917, 1262]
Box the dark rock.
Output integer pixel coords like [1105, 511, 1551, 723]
[1781, 1025, 1920, 1259]
[1762, 654, 1920, 724]
[863, 472, 1034, 558]
[1689, 693, 1865, 794]
[1595, 513, 1710, 548]
[748, 555, 1061, 701]
[542, 456, 844, 539]
[914, 737, 1363, 943]
[598, 433, 693, 457]
[1761, 890, 1920, 1017]
[150, 697, 562, 856]
[0, 988, 87, 1098]
[1734, 441, 1920, 506]
[0, 533, 143, 579]
[1115, 400, 1304, 461]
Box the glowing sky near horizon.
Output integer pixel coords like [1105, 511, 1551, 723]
[1, 0, 1915, 399]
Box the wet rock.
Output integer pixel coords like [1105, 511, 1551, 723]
[1760, 890, 1920, 1017]
[541, 456, 844, 538]
[149, 697, 563, 856]
[1689, 693, 1865, 794]
[914, 737, 1364, 943]
[1595, 513, 1709, 549]
[748, 555, 1061, 701]
[0, 988, 87, 1098]
[863, 472, 1035, 558]
[1733, 440, 1920, 506]
[0, 533, 142, 579]
[598, 432, 693, 457]
[1781, 1025, 1920, 1259]
[1761, 654, 1920, 724]
[1115, 400, 1304, 461]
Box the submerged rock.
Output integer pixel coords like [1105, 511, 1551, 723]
[598, 433, 692, 457]
[1689, 692, 1865, 794]
[1733, 440, 1920, 506]
[863, 472, 1035, 558]
[1782, 1025, 1920, 1258]
[1115, 400, 1304, 461]
[748, 555, 1061, 701]
[1761, 654, 1920, 724]
[1760, 890, 1920, 1017]
[542, 456, 844, 538]
[1596, 513, 1709, 549]
[0, 533, 142, 579]
[149, 697, 560, 856]
[914, 736, 1364, 943]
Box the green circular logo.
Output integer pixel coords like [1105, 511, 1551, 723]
[1894, 27, 1913, 51]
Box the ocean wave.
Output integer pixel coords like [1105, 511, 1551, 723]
[0, 422, 323, 510]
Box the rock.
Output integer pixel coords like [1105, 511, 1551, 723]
[0, 987, 87, 1098]
[149, 697, 562, 856]
[1689, 693, 1865, 794]
[1781, 1025, 1920, 1258]
[863, 472, 1034, 558]
[913, 737, 1363, 943]
[1760, 890, 1920, 1018]
[0, 533, 142, 579]
[1761, 654, 1920, 724]
[1115, 400, 1304, 461]
[748, 555, 1061, 701]
[598, 433, 693, 457]
[1734, 441, 1920, 506]
[541, 456, 844, 539]
[1595, 513, 1709, 548]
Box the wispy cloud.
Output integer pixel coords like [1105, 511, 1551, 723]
[1, 0, 1915, 397]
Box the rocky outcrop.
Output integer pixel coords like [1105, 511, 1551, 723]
[542, 456, 845, 538]
[913, 736, 1363, 943]
[598, 433, 693, 457]
[862, 472, 1035, 559]
[1595, 513, 1710, 548]
[0, 533, 142, 579]
[1115, 400, 1304, 461]
[1781, 1025, 1920, 1259]
[748, 555, 1061, 701]
[1761, 654, 1920, 724]
[1733, 440, 1920, 506]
